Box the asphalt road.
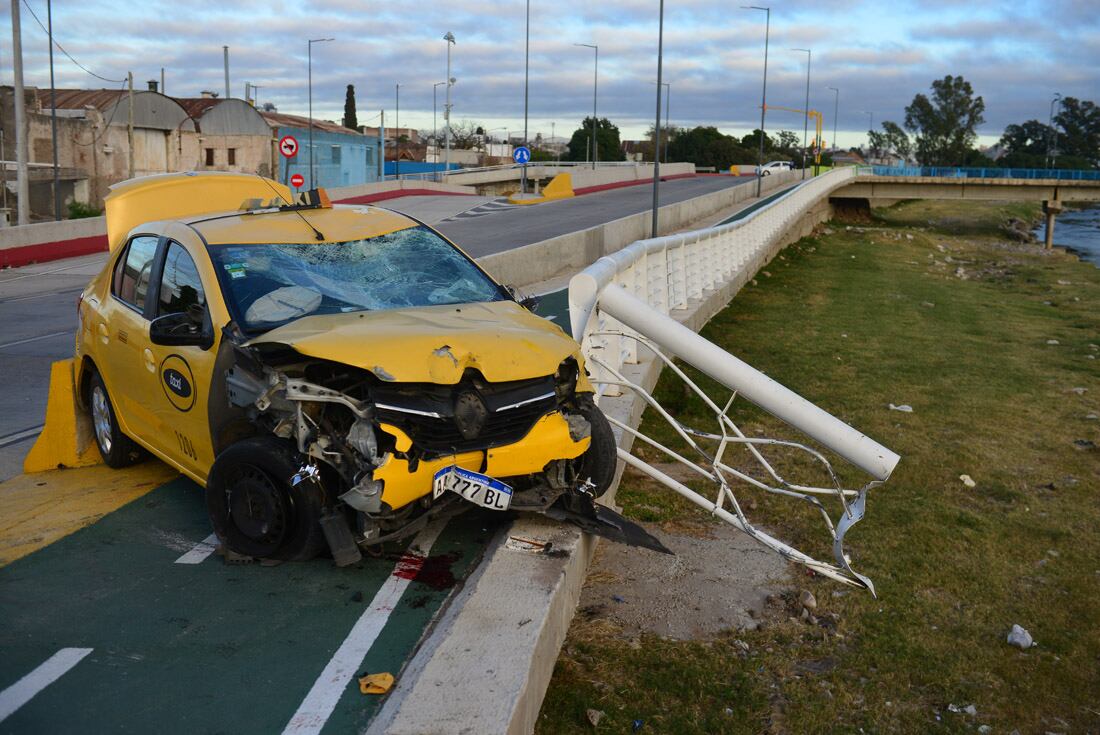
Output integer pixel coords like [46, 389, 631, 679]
[437, 175, 750, 257]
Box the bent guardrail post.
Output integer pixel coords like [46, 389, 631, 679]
[600, 283, 899, 481]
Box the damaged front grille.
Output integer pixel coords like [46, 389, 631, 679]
[373, 374, 558, 456]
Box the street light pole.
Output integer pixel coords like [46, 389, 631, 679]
[651, 0, 664, 238]
[1047, 92, 1062, 170]
[47, 0, 60, 220]
[649, 81, 671, 163]
[864, 110, 873, 155]
[575, 43, 598, 170]
[791, 48, 811, 179]
[433, 80, 445, 175]
[444, 32, 456, 179]
[522, 0, 530, 193]
[307, 37, 333, 189]
[827, 86, 839, 153]
[395, 83, 400, 180]
[742, 6, 769, 197]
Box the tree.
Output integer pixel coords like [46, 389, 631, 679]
[342, 85, 358, 130]
[564, 118, 626, 162]
[774, 130, 800, 154]
[1053, 97, 1100, 167]
[867, 121, 911, 162]
[740, 129, 774, 153]
[903, 75, 985, 166]
[667, 126, 754, 170]
[998, 119, 1056, 167]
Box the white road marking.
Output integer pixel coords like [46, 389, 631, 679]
[0, 425, 43, 449]
[0, 331, 71, 350]
[281, 521, 448, 735]
[173, 533, 219, 564]
[0, 647, 94, 723]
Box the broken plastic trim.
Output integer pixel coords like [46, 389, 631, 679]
[591, 330, 882, 596]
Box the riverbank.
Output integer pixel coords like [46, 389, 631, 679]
[537, 199, 1099, 733]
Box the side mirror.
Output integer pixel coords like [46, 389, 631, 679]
[505, 285, 541, 312]
[150, 310, 214, 350]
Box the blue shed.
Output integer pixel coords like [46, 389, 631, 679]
[262, 111, 381, 190]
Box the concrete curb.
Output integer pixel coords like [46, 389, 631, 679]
[368, 176, 833, 735]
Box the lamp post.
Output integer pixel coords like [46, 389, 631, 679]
[522, 0, 530, 193]
[1047, 92, 1062, 170]
[863, 110, 873, 156]
[444, 32, 456, 178]
[394, 83, 400, 180]
[791, 47, 811, 179]
[47, 0, 59, 220]
[307, 37, 334, 189]
[574, 43, 598, 169]
[742, 6, 769, 197]
[651, 0, 665, 238]
[827, 86, 839, 152]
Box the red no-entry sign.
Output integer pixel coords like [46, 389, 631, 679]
[279, 135, 299, 158]
[290, 173, 305, 188]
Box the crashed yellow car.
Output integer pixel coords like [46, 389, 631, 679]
[75, 173, 662, 565]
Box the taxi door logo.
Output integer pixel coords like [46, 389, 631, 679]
[160, 354, 195, 412]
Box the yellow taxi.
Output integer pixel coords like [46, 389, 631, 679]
[73, 172, 658, 565]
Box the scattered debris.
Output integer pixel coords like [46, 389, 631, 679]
[632, 720, 645, 732]
[947, 703, 978, 716]
[1086, 413, 1098, 421]
[763, 271, 773, 277]
[905, 234, 914, 240]
[955, 266, 967, 279]
[1073, 439, 1097, 450]
[889, 403, 914, 413]
[1070, 387, 1088, 395]
[1007, 624, 1035, 649]
[959, 474, 977, 489]
[978, 726, 992, 734]
[1046, 339, 1060, 345]
[799, 590, 817, 612]
[586, 708, 605, 727]
[358, 672, 395, 695]
[921, 301, 935, 308]
[1056, 279, 1072, 285]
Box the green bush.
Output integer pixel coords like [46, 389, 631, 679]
[67, 201, 102, 219]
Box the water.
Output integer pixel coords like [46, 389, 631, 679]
[1034, 205, 1100, 266]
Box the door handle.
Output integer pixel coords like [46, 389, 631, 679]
[143, 348, 156, 373]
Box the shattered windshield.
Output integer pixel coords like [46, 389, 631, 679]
[209, 225, 506, 332]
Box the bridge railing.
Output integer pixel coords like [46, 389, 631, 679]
[386, 160, 650, 182]
[873, 165, 1100, 181]
[565, 164, 896, 593]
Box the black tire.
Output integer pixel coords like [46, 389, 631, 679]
[570, 396, 617, 498]
[88, 370, 143, 468]
[205, 436, 327, 561]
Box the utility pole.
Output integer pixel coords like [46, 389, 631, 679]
[47, 0, 60, 220]
[651, 0, 664, 238]
[223, 46, 230, 99]
[444, 32, 456, 180]
[378, 109, 385, 180]
[307, 38, 334, 189]
[1046, 93, 1063, 170]
[574, 43, 598, 170]
[127, 72, 135, 179]
[10, 0, 29, 225]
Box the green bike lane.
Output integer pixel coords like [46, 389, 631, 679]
[0, 476, 496, 734]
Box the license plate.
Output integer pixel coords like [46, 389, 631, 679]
[432, 466, 513, 511]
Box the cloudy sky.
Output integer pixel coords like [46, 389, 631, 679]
[1, 0, 1097, 147]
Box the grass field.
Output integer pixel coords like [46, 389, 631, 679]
[538, 199, 1100, 734]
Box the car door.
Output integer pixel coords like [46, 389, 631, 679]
[145, 239, 220, 480]
[98, 234, 164, 442]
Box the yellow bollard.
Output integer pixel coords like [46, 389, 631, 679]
[23, 359, 102, 473]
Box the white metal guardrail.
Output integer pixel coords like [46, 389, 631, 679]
[567, 166, 898, 593]
[387, 160, 653, 182]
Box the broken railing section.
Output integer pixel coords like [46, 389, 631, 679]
[567, 167, 898, 594]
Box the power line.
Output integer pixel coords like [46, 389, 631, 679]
[20, 0, 125, 83]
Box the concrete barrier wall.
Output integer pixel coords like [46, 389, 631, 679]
[478, 168, 799, 287]
[0, 216, 108, 268]
[327, 179, 476, 202]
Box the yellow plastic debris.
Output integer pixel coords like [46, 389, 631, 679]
[358, 672, 394, 695]
[23, 359, 101, 473]
[508, 172, 575, 205]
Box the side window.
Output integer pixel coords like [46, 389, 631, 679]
[112, 236, 159, 312]
[158, 242, 206, 317]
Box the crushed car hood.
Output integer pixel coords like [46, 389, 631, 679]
[248, 300, 578, 384]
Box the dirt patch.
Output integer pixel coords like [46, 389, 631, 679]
[579, 522, 789, 640]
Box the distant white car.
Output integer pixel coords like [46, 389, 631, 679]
[756, 161, 794, 176]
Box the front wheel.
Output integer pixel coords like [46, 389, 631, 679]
[205, 436, 327, 561]
[569, 396, 617, 498]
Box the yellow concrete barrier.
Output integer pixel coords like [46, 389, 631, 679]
[23, 359, 102, 473]
[508, 172, 575, 205]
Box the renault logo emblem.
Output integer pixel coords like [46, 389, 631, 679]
[453, 390, 488, 440]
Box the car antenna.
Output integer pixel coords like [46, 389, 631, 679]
[254, 175, 326, 241]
